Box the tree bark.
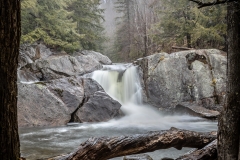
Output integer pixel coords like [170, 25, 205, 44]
[49, 128, 217, 160]
[0, 0, 21, 159]
[176, 140, 217, 160]
[218, 1, 240, 160]
[186, 33, 192, 48]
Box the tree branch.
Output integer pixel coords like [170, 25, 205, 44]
[189, 0, 237, 8]
[48, 128, 217, 160]
[176, 140, 217, 160]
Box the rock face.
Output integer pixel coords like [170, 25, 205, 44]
[75, 79, 122, 122]
[136, 49, 226, 111]
[18, 43, 112, 82]
[18, 77, 122, 127]
[175, 102, 220, 119]
[17, 44, 120, 127]
[18, 82, 73, 127]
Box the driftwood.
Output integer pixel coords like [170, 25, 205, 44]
[176, 139, 217, 160]
[172, 46, 195, 50]
[49, 128, 216, 160]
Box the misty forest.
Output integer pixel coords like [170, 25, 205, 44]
[0, 0, 239, 160]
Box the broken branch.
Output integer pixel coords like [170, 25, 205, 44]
[176, 139, 217, 160]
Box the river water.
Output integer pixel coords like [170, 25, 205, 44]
[20, 64, 217, 160]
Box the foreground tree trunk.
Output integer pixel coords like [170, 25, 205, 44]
[218, 2, 240, 160]
[0, 1, 21, 159]
[49, 128, 216, 160]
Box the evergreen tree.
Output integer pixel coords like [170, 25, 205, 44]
[70, 0, 105, 51]
[21, 0, 105, 52]
[21, 0, 83, 52]
[151, 0, 226, 52]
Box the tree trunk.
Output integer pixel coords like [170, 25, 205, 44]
[127, 0, 131, 61]
[143, 4, 148, 57]
[218, 2, 240, 160]
[186, 33, 191, 48]
[49, 128, 217, 160]
[0, 1, 21, 159]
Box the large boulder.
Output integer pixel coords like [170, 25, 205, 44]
[80, 50, 112, 65]
[136, 49, 226, 110]
[18, 43, 112, 82]
[18, 77, 84, 127]
[18, 77, 122, 127]
[175, 102, 220, 119]
[19, 43, 53, 68]
[75, 78, 122, 122]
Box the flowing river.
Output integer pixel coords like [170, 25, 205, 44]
[20, 64, 217, 160]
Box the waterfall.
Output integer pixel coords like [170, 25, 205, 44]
[91, 63, 215, 129]
[91, 63, 164, 126]
[92, 64, 142, 105]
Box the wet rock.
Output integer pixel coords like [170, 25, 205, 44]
[175, 102, 220, 119]
[17, 69, 39, 82]
[19, 43, 53, 68]
[207, 51, 227, 105]
[21, 54, 102, 81]
[18, 77, 122, 127]
[75, 78, 122, 122]
[46, 77, 84, 113]
[123, 154, 153, 160]
[18, 44, 112, 82]
[18, 82, 73, 127]
[76, 91, 122, 122]
[137, 49, 226, 110]
[80, 50, 112, 65]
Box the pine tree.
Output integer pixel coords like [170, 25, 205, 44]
[21, 0, 83, 52]
[70, 0, 105, 51]
[21, 0, 105, 52]
[151, 0, 226, 52]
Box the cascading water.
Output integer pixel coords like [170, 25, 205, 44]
[92, 64, 142, 104]
[20, 63, 218, 160]
[90, 64, 216, 129]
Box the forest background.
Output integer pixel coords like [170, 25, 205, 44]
[21, 0, 226, 62]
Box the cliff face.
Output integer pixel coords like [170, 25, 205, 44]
[136, 49, 226, 112]
[17, 44, 122, 127]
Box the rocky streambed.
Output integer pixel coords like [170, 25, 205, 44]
[18, 43, 226, 159]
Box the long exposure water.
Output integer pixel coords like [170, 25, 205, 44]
[20, 64, 217, 160]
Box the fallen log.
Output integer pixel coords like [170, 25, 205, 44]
[172, 46, 195, 50]
[176, 139, 217, 160]
[48, 128, 216, 160]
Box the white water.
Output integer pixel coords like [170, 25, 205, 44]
[92, 64, 142, 104]
[90, 64, 217, 130]
[20, 64, 217, 160]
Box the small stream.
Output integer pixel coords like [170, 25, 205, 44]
[20, 64, 217, 159]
